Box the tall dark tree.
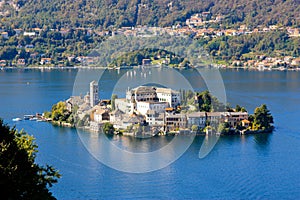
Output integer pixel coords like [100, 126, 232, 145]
[0, 119, 61, 199]
[252, 104, 274, 130]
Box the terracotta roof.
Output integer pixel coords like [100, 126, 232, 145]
[165, 107, 174, 111]
[94, 109, 107, 115]
[242, 119, 250, 123]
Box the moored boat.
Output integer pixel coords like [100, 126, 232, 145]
[12, 117, 22, 121]
[24, 115, 34, 120]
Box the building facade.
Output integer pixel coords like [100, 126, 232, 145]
[90, 81, 99, 107]
[187, 112, 206, 128]
[156, 87, 181, 108]
[136, 101, 168, 116]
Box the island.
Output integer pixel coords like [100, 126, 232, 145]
[44, 81, 274, 136]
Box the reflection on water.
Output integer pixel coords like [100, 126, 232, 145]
[253, 133, 272, 150]
[77, 130, 196, 173]
[106, 134, 175, 153]
[199, 134, 220, 159]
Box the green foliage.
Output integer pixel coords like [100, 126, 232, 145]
[51, 101, 69, 122]
[181, 90, 225, 112]
[196, 91, 212, 112]
[0, 28, 104, 66]
[1, 0, 299, 29]
[0, 46, 18, 60]
[0, 119, 60, 199]
[180, 89, 195, 106]
[77, 114, 90, 127]
[109, 48, 185, 68]
[203, 31, 300, 61]
[191, 125, 199, 132]
[43, 111, 52, 119]
[251, 104, 274, 131]
[102, 122, 115, 134]
[235, 104, 247, 112]
[217, 122, 230, 134]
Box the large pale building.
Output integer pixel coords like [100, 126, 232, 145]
[136, 101, 168, 116]
[125, 86, 181, 108]
[90, 81, 99, 107]
[156, 87, 181, 108]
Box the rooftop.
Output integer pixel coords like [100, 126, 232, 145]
[156, 87, 179, 94]
[188, 112, 206, 118]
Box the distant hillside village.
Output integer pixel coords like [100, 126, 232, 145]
[0, 10, 299, 70]
[44, 81, 273, 136]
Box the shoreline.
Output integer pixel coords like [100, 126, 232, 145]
[49, 119, 274, 137]
[1, 65, 300, 71]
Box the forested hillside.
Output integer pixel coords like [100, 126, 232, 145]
[1, 0, 299, 29]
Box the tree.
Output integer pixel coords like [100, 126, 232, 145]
[191, 125, 199, 132]
[235, 104, 247, 112]
[51, 101, 70, 122]
[0, 119, 60, 199]
[217, 122, 230, 134]
[0, 47, 18, 60]
[196, 91, 212, 112]
[102, 122, 115, 134]
[252, 104, 274, 131]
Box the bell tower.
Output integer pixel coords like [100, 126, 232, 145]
[90, 80, 99, 107]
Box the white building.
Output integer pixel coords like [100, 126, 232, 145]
[23, 32, 36, 37]
[156, 87, 181, 108]
[90, 81, 99, 107]
[126, 86, 157, 102]
[1, 32, 8, 39]
[93, 109, 109, 123]
[136, 101, 168, 116]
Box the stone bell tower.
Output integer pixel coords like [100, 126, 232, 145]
[90, 80, 99, 107]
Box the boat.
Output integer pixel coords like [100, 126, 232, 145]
[29, 117, 38, 121]
[24, 115, 34, 120]
[12, 118, 22, 121]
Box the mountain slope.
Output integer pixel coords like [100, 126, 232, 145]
[1, 0, 300, 28]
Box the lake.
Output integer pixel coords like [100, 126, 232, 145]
[0, 68, 299, 199]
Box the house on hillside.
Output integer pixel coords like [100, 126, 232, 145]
[1, 32, 8, 39]
[40, 58, 52, 65]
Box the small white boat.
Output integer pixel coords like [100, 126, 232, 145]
[29, 117, 38, 121]
[12, 118, 22, 122]
[24, 115, 34, 120]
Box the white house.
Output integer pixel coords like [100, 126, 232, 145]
[136, 101, 168, 116]
[23, 32, 36, 37]
[156, 87, 181, 108]
[93, 109, 109, 123]
[1, 32, 8, 39]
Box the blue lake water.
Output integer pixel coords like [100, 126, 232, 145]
[0, 68, 300, 199]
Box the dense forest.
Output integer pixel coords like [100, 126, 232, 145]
[201, 31, 300, 61]
[0, 0, 299, 29]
